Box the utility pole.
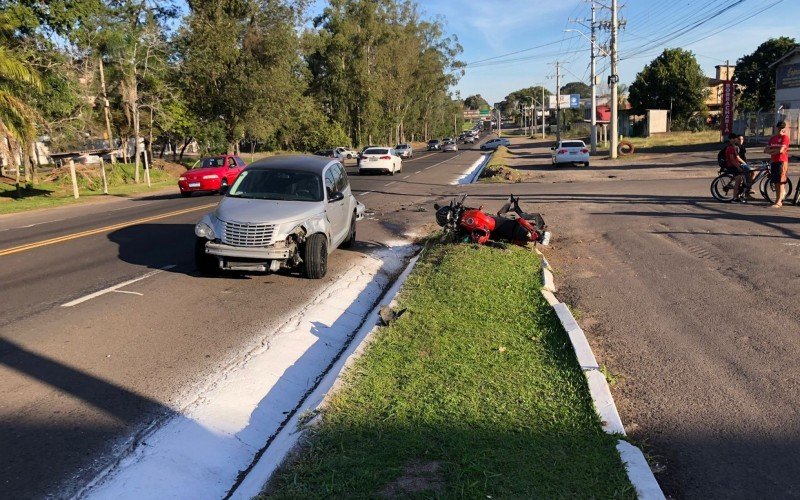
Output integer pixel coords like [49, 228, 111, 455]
[590, 1, 598, 154]
[610, 0, 619, 158]
[555, 62, 562, 142]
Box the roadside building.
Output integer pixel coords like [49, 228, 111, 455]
[770, 46, 800, 144]
[771, 46, 800, 111]
[705, 64, 738, 116]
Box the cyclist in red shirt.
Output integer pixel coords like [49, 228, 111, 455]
[764, 121, 790, 208]
[725, 133, 750, 202]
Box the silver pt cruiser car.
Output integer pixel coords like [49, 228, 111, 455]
[194, 155, 365, 279]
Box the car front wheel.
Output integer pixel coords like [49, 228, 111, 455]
[303, 233, 328, 279]
[195, 238, 218, 275]
[341, 213, 356, 248]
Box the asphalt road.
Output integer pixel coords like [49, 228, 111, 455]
[0, 145, 484, 498]
[464, 139, 800, 499]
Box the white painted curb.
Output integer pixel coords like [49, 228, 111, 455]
[617, 441, 666, 500]
[535, 249, 664, 499]
[228, 252, 423, 499]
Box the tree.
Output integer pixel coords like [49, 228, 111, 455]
[497, 85, 551, 123]
[0, 7, 43, 181]
[308, 0, 462, 145]
[464, 94, 489, 110]
[628, 48, 707, 129]
[734, 37, 797, 111]
[560, 81, 591, 98]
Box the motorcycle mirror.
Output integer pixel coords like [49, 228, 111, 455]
[434, 203, 441, 210]
[497, 202, 511, 215]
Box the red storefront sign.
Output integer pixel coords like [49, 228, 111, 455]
[720, 80, 734, 135]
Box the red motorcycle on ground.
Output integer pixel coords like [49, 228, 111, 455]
[434, 194, 550, 246]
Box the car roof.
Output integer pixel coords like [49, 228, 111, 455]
[247, 154, 335, 174]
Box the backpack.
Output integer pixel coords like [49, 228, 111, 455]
[717, 146, 727, 168]
[717, 144, 738, 168]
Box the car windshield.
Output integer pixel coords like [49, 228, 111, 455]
[428, 140, 439, 144]
[227, 169, 323, 202]
[199, 157, 226, 168]
[395, 144, 407, 149]
[561, 141, 585, 148]
[364, 148, 388, 155]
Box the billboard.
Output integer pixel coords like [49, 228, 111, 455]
[776, 63, 800, 89]
[547, 94, 581, 109]
[720, 80, 734, 136]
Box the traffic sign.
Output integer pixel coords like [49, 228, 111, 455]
[479, 105, 491, 116]
[569, 94, 580, 109]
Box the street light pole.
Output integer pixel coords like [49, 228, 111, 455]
[610, 0, 619, 159]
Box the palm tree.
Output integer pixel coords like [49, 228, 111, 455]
[0, 10, 42, 180]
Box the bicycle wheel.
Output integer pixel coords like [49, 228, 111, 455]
[711, 174, 736, 201]
[763, 177, 794, 205]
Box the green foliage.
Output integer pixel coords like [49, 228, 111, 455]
[561, 81, 591, 98]
[308, 0, 463, 146]
[499, 85, 550, 119]
[464, 94, 489, 110]
[734, 37, 797, 111]
[629, 48, 708, 129]
[178, 0, 304, 152]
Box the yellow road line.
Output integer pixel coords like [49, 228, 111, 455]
[0, 203, 217, 257]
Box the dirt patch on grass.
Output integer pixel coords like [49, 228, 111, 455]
[378, 460, 445, 498]
[151, 159, 187, 176]
[479, 146, 523, 183]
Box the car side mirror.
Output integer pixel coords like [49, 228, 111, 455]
[328, 191, 345, 202]
[550, 146, 556, 150]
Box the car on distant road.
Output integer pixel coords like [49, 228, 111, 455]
[334, 147, 358, 160]
[480, 138, 510, 150]
[442, 141, 458, 152]
[463, 134, 475, 144]
[394, 143, 413, 159]
[427, 139, 441, 151]
[358, 147, 401, 175]
[314, 149, 336, 158]
[179, 155, 246, 197]
[194, 155, 364, 279]
[551, 140, 590, 166]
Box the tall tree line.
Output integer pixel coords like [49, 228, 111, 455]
[0, 0, 463, 183]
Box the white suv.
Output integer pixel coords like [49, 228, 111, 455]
[194, 155, 365, 279]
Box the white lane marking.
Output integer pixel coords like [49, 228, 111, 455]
[0, 219, 65, 232]
[405, 152, 435, 162]
[360, 191, 373, 196]
[112, 290, 144, 296]
[402, 175, 410, 179]
[61, 265, 176, 307]
[386, 181, 397, 186]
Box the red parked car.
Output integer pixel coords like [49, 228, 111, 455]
[178, 155, 246, 197]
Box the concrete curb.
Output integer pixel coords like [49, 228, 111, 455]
[228, 252, 423, 499]
[535, 248, 665, 499]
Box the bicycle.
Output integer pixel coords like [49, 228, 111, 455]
[710, 160, 794, 203]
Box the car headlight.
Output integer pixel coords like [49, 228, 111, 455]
[195, 222, 215, 239]
[179, 176, 186, 181]
[202, 174, 219, 180]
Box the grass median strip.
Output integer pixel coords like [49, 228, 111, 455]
[264, 243, 634, 498]
[479, 146, 522, 183]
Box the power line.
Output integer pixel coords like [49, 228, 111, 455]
[465, 38, 580, 66]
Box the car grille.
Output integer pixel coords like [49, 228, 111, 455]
[222, 221, 275, 247]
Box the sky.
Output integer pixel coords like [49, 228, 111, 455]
[309, 0, 800, 105]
